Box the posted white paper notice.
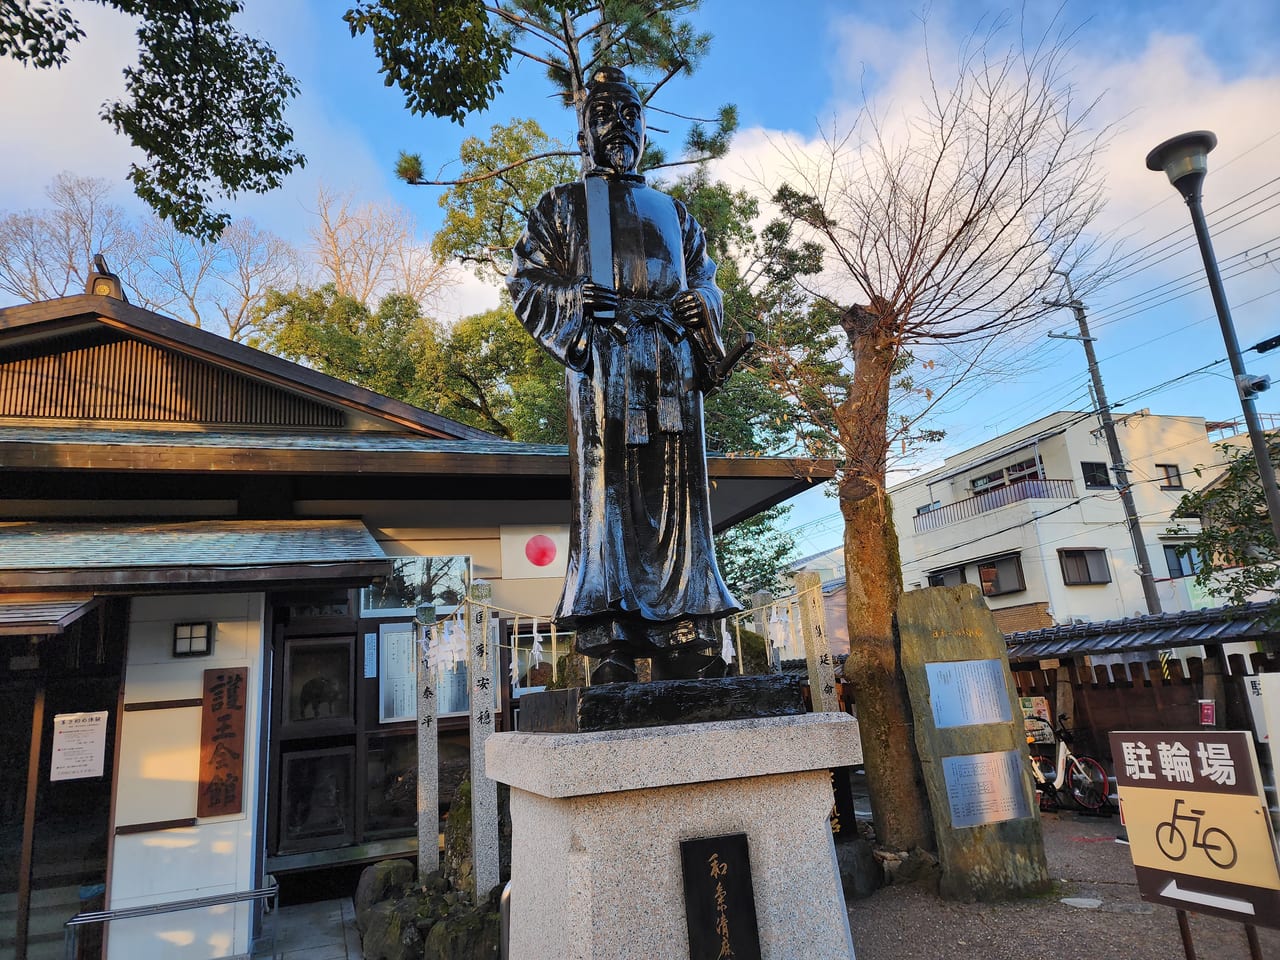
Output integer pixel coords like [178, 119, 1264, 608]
[51, 711, 108, 781]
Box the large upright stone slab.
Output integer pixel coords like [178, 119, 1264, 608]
[487, 713, 861, 960]
[896, 585, 1050, 901]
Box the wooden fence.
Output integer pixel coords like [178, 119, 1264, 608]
[1012, 650, 1278, 770]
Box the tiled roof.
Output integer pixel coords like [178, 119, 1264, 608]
[0, 294, 498, 441]
[1005, 601, 1278, 660]
[0, 425, 566, 457]
[0, 519, 386, 570]
[0, 425, 803, 468]
[0, 597, 97, 634]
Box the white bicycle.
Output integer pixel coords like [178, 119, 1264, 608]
[1025, 714, 1109, 811]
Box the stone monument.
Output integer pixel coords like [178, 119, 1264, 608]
[489, 68, 859, 960]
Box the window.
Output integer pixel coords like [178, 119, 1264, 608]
[977, 554, 1026, 596]
[1059, 548, 1111, 585]
[1005, 457, 1043, 484]
[1157, 464, 1183, 489]
[1164, 544, 1203, 579]
[971, 468, 1007, 494]
[1081, 462, 1111, 488]
[361, 555, 471, 617]
[927, 566, 966, 587]
[509, 624, 572, 698]
[172, 621, 212, 657]
[970, 455, 1044, 495]
[915, 501, 941, 516]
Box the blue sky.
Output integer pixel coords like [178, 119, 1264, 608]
[2, 1, 1278, 554]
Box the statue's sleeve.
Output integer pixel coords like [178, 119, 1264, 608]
[677, 199, 728, 389]
[507, 188, 593, 373]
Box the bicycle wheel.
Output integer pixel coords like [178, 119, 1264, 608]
[1201, 827, 1238, 869]
[1156, 821, 1187, 861]
[1068, 756, 1109, 810]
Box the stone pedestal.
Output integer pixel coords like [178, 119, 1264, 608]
[486, 712, 861, 960]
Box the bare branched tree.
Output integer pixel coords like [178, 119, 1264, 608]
[762, 16, 1111, 851]
[0, 173, 130, 301]
[215, 219, 305, 341]
[116, 215, 302, 340]
[310, 185, 453, 308]
[128, 215, 224, 327]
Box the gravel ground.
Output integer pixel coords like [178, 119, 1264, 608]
[846, 810, 1280, 960]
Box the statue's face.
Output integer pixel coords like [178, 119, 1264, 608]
[581, 87, 645, 174]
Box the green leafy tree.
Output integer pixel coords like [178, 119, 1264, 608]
[2, 2, 303, 241]
[1170, 437, 1280, 606]
[434, 305, 566, 440]
[348, 0, 737, 186]
[249, 284, 440, 402]
[758, 18, 1111, 851]
[714, 505, 797, 597]
[3, 3, 733, 239]
[433, 119, 579, 280]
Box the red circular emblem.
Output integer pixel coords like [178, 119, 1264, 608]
[524, 534, 557, 567]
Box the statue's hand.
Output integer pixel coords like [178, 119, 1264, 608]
[581, 281, 618, 317]
[674, 291, 706, 329]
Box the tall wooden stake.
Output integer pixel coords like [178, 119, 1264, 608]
[795, 572, 838, 712]
[415, 607, 440, 879]
[467, 581, 500, 900]
[17, 684, 45, 960]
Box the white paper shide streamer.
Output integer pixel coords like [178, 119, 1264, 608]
[720, 620, 735, 665]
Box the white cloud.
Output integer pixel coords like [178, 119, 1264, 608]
[0, 7, 141, 214]
[436, 269, 503, 325]
[1074, 32, 1280, 338]
[713, 15, 1280, 331]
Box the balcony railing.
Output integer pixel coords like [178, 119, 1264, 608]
[913, 478, 1077, 532]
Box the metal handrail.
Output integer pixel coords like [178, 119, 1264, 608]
[913, 477, 1077, 532]
[64, 881, 278, 960]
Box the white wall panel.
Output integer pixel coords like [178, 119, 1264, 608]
[108, 593, 265, 960]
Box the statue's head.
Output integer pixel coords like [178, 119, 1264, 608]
[579, 67, 645, 175]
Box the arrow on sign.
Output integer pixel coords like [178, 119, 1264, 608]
[1159, 879, 1256, 916]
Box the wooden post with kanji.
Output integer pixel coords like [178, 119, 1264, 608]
[467, 580, 500, 899]
[415, 604, 440, 879]
[794, 572, 837, 712]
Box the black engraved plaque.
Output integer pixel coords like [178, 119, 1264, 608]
[680, 832, 762, 960]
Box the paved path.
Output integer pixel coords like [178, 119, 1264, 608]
[259, 896, 362, 960]
[848, 809, 1279, 960]
[266, 808, 1278, 959]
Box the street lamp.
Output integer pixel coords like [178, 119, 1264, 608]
[1146, 130, 1280, 549]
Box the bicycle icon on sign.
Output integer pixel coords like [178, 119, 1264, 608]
[1154, 798, 1238, 869]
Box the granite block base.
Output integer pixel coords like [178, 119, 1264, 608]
[486, 713, 862, 960]
[518, 674, 806, 733]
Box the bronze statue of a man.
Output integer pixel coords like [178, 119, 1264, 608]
[507, 67, 742, 684]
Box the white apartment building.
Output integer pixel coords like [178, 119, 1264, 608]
[889, 410, 1220, 633]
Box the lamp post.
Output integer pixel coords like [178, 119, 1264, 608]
[1146, 130, 1280, 549]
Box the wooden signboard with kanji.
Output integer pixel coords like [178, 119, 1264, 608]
[1111, 730, 1280, 927]
[198, 667, 248, 818]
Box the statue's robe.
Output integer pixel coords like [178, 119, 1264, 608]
[508, 170, 739, 648]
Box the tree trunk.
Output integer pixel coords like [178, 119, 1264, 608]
[837, 303, 935, 852]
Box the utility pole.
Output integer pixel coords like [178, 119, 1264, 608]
[1046, 269, 1163, 616]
